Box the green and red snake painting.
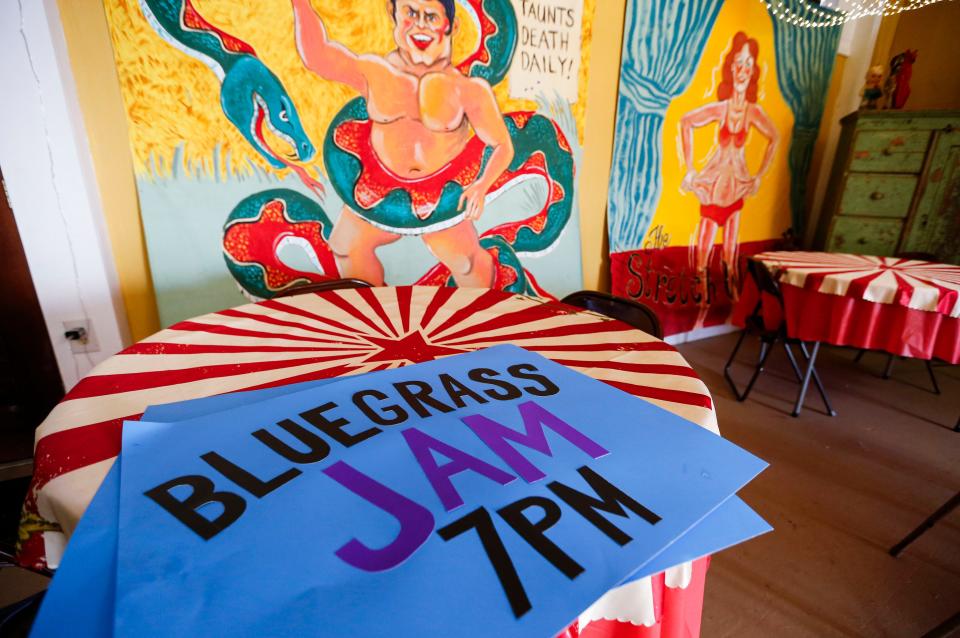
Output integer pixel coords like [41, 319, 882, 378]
[140, 0, 576, 298]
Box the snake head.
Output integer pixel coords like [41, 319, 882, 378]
[222, 56, 316, 169]
[252, 91, 315, 166]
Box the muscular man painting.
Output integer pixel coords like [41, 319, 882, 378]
[291, 0, 515, 287]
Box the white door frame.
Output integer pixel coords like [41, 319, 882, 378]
[0, 0, 129, 391]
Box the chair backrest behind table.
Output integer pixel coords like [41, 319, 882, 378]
[746, 258, 783, 303]
[894, 251, 936, 262]
[561, 291, 663, 340]
[274, 278, 373, 298]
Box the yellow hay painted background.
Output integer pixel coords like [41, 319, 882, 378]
[103, 0, 595, 177]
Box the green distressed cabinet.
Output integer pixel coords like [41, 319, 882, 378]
[814, 110, 960, 264]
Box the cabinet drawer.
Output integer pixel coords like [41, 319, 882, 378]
[838, 174, 917, 217]
[826, 217, 902, 256]
[849, 130, 930, 173]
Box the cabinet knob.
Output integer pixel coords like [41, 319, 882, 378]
[857, 237, 867, 245]
[945, 124, 955, 133]
[869, 191, 885, 200]
[882, 147, 894, 156]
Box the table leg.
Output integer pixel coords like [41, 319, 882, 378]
[791, 341, 821, 418]
[798, 341, 837, 417]
[782, 342, 803, 382]
[925, 360, 941, 395]
[882, 354, 896, 379]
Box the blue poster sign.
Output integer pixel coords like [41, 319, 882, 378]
[31, 466, 768, 638]
[34, 346, 768, 637]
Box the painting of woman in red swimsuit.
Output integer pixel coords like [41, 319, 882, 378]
[680, 31, 778, 301]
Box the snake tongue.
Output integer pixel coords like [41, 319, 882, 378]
[254, 102, 296, 163]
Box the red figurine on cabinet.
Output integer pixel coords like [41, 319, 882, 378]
[885, 49, 918, 110]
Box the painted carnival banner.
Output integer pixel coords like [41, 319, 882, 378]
[102, 0, 595, 326]
[606, 0, 840, 336]
[31, 346, 766, 637]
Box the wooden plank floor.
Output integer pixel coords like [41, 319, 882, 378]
[679, 332, 960, 638]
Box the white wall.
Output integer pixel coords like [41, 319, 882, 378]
[0, 0, 129, 391]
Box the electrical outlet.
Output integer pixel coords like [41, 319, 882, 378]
[62, 319, 99, 354]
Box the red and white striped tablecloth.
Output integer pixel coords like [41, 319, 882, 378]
[753, 251, 960, 315]
[742, 252, 960, 362]
[20, 286, 718, 637]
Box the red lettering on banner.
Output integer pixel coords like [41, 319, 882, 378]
[611, 239, 779, 336]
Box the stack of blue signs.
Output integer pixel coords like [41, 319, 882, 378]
[31, 345, 771, 638]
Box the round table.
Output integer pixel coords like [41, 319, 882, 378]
[735, 251, 960, 363]
[21, 286, 718, 637]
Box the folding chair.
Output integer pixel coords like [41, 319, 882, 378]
[724, 258, 836, 417]
[273, 278, 373, 298]
[561, 291, 663, 339]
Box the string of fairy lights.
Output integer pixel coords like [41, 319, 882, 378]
[761, 0, 952, 28]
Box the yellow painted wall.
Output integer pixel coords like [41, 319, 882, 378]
[578, 0, 626, 292]
[58, 0, 625, 339]
[649, 0, 794, 249]
[870, 14, 899, 69]
[57, 0, 159, 341]
[874, 2, 960, 110]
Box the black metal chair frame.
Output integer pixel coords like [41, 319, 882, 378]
[919, 611, 960, 638]
[889, 491, 960, 558]
[273, 278, 373, 298]
[889, 490, 960, 637]
[724, 259, 836, 418]
[560, 290, 663, 339]
[0, 591, 45, 634]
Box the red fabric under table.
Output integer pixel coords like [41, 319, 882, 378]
[733, 277, 960, 363]
[780, 283, 960, 363]
[585, 557, 710, 638]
